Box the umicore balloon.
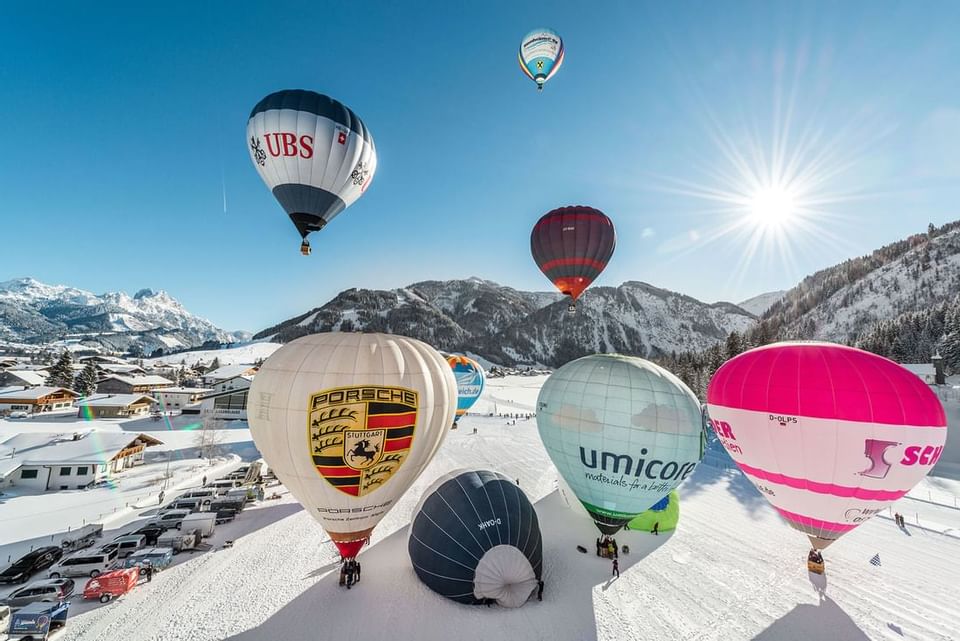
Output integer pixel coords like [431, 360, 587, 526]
[247, 332, 456, 559]
[247, 89, 377, 255]
[446, 355, 485, 422]
[531, 206, 616, 312]
[707, 342, 947, 550]
[537, 354, 703, 534]
[518, 28, 565, 92]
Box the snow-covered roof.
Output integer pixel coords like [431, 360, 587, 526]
[203, 364, 257, 380]
[200, 387, 249, 401]
[97, 364, 146, 374]
[157, 387, 212, 394]
[901, 363, 935, 382]
[98, 374, 174, 386]
[0, 431, 163, 474]
[76, 394, 156, 408]
[0, 386, 77, 401]
[2, 370, 46, 386]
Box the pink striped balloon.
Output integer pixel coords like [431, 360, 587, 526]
[706, 342, 947, 550]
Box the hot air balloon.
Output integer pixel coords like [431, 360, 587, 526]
[446, 355, 485, 424]
[537, 354, 704, 535]
[531, 206, 616, 313]
[706, 342, 948, 570]
[627, 491, 680, 533]
[409, 469, 542, 607]
[518, 28, 565, 92]
[247, 332, 456, 561]
[247, 89, 377, 255]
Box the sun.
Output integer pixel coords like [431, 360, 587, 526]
[748, 184, 797, 229]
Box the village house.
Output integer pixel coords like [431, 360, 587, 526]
[154, 387, 211, 411]
[96, 374, 175, 395]
[75, 394, 157, 419]
[201, 364, 258, 386]
[0, 370, 46, 388]
[0, 387, 79, 414]
[96, 363, 147, 376]
[0, 431, 163, 491]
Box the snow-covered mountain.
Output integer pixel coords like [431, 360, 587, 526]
[253, 278, 756, 367]
[0, 277, 234, 354]
[758, 221, 960, 343]
[736, 291, 785, 316]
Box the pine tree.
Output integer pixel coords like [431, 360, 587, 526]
[208, 357, 221, 372]
[724, 331, 744, 360]
[45, 350, 75, 389]
[74, 362, 99, 396]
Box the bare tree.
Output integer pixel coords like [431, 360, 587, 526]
[196, 415, 228, 460]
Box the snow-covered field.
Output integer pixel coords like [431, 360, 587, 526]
[145, 342, 281, 368]
[2, 375, 959, 641]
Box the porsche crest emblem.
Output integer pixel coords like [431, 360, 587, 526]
[308, 386, 418, 497]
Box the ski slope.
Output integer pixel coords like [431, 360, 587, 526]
[5, 376, 960, 641]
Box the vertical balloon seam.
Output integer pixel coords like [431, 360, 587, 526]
[418, 502, 483, 563]
[487, 476, 505, 547]
[440, 481, 489, 553]
[494, 475, 511, 547]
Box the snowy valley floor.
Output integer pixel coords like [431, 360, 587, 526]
[2, 376, 959, 641]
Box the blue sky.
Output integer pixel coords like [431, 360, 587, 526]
[2, 1, 960, 331]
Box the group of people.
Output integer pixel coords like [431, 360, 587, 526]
[894, 512, 907, 528]
[807, 549, 824, 565]
[339, 558, 362, 589]
[596, 536, 619, 559]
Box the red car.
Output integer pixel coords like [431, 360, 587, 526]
[82, 567, 139, 603]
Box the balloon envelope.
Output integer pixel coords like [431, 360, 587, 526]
[518, 28, 565, 91]
[530, 206, 616, 304]
[537, 354, 703, 534]
[627, 491, 680, 532]
[247, 332, 457, 558]
[409, 469, 542, 607]
[247, 89, 377, 243]
[446, 355, 485, 420]
[706, 342, 947, 549]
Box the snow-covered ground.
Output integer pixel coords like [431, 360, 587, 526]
[44, 418, 960, 641]
[145, 341, 281, 368]
[0, 375, 954, 640]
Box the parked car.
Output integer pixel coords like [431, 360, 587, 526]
[100, 535, 145, 559]
[7, 600, 69, 640]
[123, 548, 174, 572]
[0, 547, 64, 584]
[178, 513, 216, 537]
[1, 578, 75, 609]
[167, 498, 203, 513]
[7, 411, 29, 419]
[48, 548, 119, 579]
[82, 568, 139, 603]
[130, 525, 164, 546]
[147, 509, 192, 531]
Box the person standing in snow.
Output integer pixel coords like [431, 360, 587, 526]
[202, 475, 207, 486]
[355, 561, 361, 583]
[158, 490, 165, 505]
[143, 561, 153, 583]
[537, 579, 544, 601]
[596, 538, 601, 556]
[652, 521, 659, 535]
[612, 558, 619, 578]
[346, 560, 355, 589]
[611, 539, 618, 558]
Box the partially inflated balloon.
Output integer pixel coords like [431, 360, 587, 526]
[531, 206, 616, 311]
[247, 89, 377, 254]
[537, 354, 703, 534]
[247, 333, 456, 558]
[627, 491, 680, 533]
[707, 342, 947, 550]
[446, 355, 485, 421]
[518, 29, 565, 92]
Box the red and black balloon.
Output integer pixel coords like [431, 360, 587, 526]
[530, 206, 616, 310]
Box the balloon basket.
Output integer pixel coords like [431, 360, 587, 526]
[567, 304, 576, 314]
[300, 240, 311, 256]
[807, 559, 825, 575]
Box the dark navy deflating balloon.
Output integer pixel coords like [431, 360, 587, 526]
[408, 470, 543, 608]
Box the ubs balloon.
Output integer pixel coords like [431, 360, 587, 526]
[537, 354, 703, 534]
[707, 342, 947, 550]
[247, 332, 457, 559]
[446, 355, 485, 422]
[247, 89, 377, 255]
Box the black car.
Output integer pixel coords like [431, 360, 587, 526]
[0, 547, 64, 584]
[131, 526, 163, 546]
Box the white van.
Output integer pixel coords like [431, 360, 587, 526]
[207, 479, 241, 494]
[149, 509, 192, 530]
[102, 534, 146, 559]
[48, 548, 119, 578]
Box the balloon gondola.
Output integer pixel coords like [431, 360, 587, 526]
[247, 89, 377, 254]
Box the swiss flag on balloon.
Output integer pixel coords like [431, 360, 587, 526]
[338, 131, 347, 145]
